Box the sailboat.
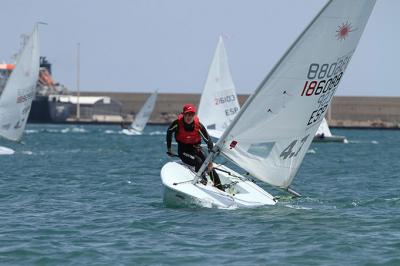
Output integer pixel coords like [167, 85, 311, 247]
[314, 117, 347, 143]
[0, 25, 40, 155]
[121, 90, 158, 135]
[197, 36, 240, 139]
[161, 0, 376, 208]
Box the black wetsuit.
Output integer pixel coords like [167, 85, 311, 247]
[166, 119, 223, 190]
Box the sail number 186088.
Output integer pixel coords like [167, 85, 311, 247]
[300, 62, 344, 97]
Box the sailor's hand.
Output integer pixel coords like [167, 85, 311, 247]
[207, 162, 213, 172]
[167, 148, 174, 157]
[207, 141, 214, 152]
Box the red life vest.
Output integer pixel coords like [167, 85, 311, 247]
[175, 114, 202, 144]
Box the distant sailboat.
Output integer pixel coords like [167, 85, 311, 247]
[314, 117, 347, 143]
[121, 90, 158, 135]
[197, 36, 240, 139]
[0, 25, 40, 155]
[161, 0, 376, 208]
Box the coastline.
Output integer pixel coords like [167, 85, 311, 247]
[29, 92, 400, 129]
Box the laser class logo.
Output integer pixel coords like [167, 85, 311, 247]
[336, 22, 353, 41]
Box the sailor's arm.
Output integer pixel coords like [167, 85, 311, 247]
[166, 120, 178, 153]
[199, 123, 213, 151]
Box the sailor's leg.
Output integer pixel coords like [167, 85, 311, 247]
[191, 149, 208, 185]
[209, 169, 224, 191]
[178, 151, 196, 168]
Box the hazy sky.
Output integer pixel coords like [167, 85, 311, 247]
[1, 0, 398, 96]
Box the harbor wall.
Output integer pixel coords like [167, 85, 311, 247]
[76, 92, 400, 128]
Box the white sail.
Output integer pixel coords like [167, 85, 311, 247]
[130, 90, 158, 132]
[197, 36, 240, 138]
[315, 118, 332, 137]
[0, 25, 40, 142]
[212, 0, 375, 188]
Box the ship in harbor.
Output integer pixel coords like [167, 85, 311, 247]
[1, 56, 124, 124]
[29, 57, 73, 123]
[0, 57, 72, 123]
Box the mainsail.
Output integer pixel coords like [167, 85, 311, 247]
[0, 25, 40, 142]
[130, 90, 158, 132]
[315, 118, 332, 137]
[197, 36, 240, 138]
[206, 0, 375, 189]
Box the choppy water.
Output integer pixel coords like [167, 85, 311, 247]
[0, 124, 399, 265]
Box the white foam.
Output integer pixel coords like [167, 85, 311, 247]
[284, 204, 312, 210]
[25, 129, 39, 134]
[150, 131, 166, 136]
[307, 149, 316, 154]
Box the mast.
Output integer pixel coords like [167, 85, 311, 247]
[76, 42, 81, 121]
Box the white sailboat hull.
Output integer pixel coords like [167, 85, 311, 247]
[161, 162, 277, 208]
[121, 128, 142, 135]
[313, 135, 348, 143]
[0, 146, 15, 155]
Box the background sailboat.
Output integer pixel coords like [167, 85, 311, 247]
[0, 25, 40, 155]
[121, 90, 158, 135]
[161, 0, 376, 208]
[314, 117, 347, 142]
[197, 36, 240, 139]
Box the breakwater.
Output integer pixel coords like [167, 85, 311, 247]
[72, 92, 400, 128]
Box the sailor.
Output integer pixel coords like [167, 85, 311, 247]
[120, 121, 129, 129]
[166, 104, 223, 191]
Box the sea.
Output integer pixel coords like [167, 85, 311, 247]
[0, 124, 399, 265]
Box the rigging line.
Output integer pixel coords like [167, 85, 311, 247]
[172, 162, 200, 185]
[212, 159, 253, 182]
[212, 153, 254, 180]
[173, 179, 194, 186]
[213, 167, 250, 182]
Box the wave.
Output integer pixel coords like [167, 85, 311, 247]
[25, 129, 39, 134]
[149, 131, 166, 136]
[30, 128, 89, 134]
[61, 127, 88, 133]
[284, 204, 312, 210]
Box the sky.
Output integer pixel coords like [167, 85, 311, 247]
[1, 0, 399, 96]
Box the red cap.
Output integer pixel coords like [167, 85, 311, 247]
[183, 104, 196, 114]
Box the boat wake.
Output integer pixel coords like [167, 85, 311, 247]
[347, 140, 379, 144]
